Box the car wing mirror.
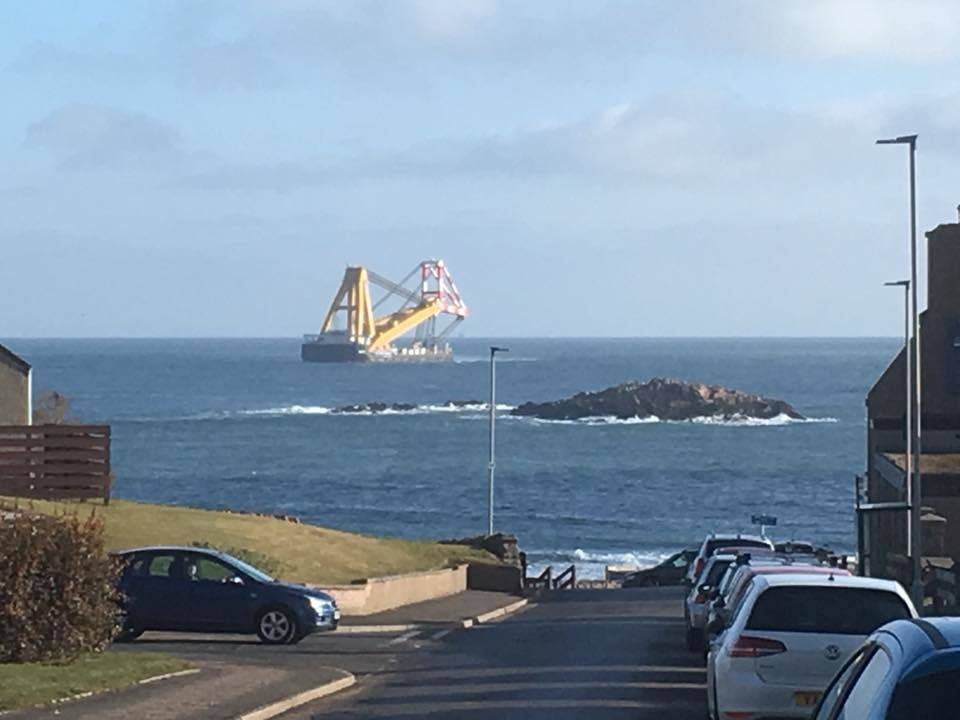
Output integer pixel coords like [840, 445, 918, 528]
[698, 583, 711, 594]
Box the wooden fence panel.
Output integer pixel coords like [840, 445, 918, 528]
[0, 424, 112, 501]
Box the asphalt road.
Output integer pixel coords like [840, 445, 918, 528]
[284, 587, 707, 720]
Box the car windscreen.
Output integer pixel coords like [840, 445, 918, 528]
[887, 668, 960, 718]
[227, 556, 275, 583]
[746, 587, 911, 635]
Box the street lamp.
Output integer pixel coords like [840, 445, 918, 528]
[877, 134, 923, 606]
[885, 279, 913, 569]
[487, 346, 509, 536]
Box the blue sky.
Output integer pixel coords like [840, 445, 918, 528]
[2, 0, 959, 337]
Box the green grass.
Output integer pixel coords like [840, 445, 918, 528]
[0, 652, 191, 712]
[0, 497, 497, 585]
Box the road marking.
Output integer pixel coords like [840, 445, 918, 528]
[430, 629, 452, 641]
[234, 672, 356, 720]
[383, 630, 420, 646]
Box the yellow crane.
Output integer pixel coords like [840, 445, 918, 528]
[302, 260, 468, 363]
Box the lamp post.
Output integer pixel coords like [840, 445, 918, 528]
[885, 279, 913, 569]
[487, 346, 509, 536]
[877, 134, 922, 606]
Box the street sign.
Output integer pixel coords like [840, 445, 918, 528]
[751, 514, 778, 527]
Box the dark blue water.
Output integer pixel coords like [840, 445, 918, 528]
[4, 338, 896, 577]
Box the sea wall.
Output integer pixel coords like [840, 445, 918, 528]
[318, 564, 468, 616]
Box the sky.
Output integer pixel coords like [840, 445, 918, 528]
[2, 0, 959, 337]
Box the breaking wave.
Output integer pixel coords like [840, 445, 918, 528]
[232, 402, 515, 418]
[517, 413, 838, 427]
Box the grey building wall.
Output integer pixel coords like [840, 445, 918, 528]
[0, 346, 30, 425]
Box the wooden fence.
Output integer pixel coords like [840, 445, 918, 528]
[0, 425, 112, 501]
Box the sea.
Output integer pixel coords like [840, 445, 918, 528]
[4, 337, 898, 579]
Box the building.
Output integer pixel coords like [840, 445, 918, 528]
[0, 344, 31, 425]
[861, 220, 960, 585]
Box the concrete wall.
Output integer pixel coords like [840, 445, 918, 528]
[0, 358, 29, 425]
[318, 564, 468, 616]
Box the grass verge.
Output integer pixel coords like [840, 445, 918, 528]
[0, 497, 497, 585]
[0, 652, 191, 712]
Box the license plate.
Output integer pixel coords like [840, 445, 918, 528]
[794, 691, 822, 707]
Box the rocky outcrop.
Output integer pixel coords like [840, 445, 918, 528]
[333, 402, 417, 414]
[510, 377, 803, 421]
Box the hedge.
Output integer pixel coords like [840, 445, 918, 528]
[0, 511, 120, 663]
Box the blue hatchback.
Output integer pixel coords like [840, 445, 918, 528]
[115, 546, 339, 644]
[813, 617, 960, 719]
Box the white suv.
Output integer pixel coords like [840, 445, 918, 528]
[708, 574, 916, 719]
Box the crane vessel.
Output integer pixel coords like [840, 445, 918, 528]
[301, 259, 468, 363]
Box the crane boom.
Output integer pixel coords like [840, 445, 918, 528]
[302, 259, 468, 363]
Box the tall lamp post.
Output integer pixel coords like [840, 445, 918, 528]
[487, 346, 509, 536]
[877, 134, 923, 606]
[885, 279, 913, 571]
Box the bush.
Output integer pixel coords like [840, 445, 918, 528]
[0, 512, 121, 663]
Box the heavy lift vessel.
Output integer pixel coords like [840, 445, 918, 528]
[301, 259, 468, 363]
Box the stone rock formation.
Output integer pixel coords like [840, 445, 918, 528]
[510, 377, 803, 422]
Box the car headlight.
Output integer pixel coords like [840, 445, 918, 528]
[308, 596, 334, 615]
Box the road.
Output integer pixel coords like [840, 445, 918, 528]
[283, 587, 706, 720]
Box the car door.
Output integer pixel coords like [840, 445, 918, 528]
[178, 553, 260, 632]
[122, 551, 185, 630]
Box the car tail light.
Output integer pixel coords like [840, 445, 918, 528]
[728, 635, 787, 658]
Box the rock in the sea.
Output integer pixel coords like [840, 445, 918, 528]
[333, 402, 418, 414]
[510, 377, 803, 422]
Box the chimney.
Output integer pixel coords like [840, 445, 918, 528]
[926, 222, 960, 314]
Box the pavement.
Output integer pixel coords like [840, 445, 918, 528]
[279, 586, 706, 720]
[4, 591, 526, 720]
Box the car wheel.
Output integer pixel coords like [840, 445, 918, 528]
[256, 606, 298, 644]
[685, 626, 703, 652]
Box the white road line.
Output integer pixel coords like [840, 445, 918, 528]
[382, 630, 420, 647]
[430, 629, 452, 641]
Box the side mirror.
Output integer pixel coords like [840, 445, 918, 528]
[698, 583, 711, 594]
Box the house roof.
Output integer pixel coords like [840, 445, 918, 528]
[0, 344, 30, 375]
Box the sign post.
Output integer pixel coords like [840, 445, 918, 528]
[751, 514, 778, 538]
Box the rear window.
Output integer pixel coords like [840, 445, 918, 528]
[705, 559, 733, 587]
[746, 587, 911, 635]
[706, 538, 769, 556]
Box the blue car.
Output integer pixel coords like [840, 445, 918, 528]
[114, 546, 339, 644]
[813, 617, 960, 719]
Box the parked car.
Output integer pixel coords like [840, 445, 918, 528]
[114, 546, 340, 644]
[707, 574, 916, 719]
[685, 552, 737, 651]
[706, 560, 851, 646]
[686, 533, 775, 586]
[622, 549, 696, 588]
[813, 617, 960, 719]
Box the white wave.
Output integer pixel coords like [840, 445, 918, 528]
[233, 402, 515, 418]
[238, 405, 331, 416]
[524, 548, 674, 580]
[515, 413, 837, 427]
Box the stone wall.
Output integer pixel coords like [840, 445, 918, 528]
[0, 359, 29, 425]
[317, 564, 468, 616]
